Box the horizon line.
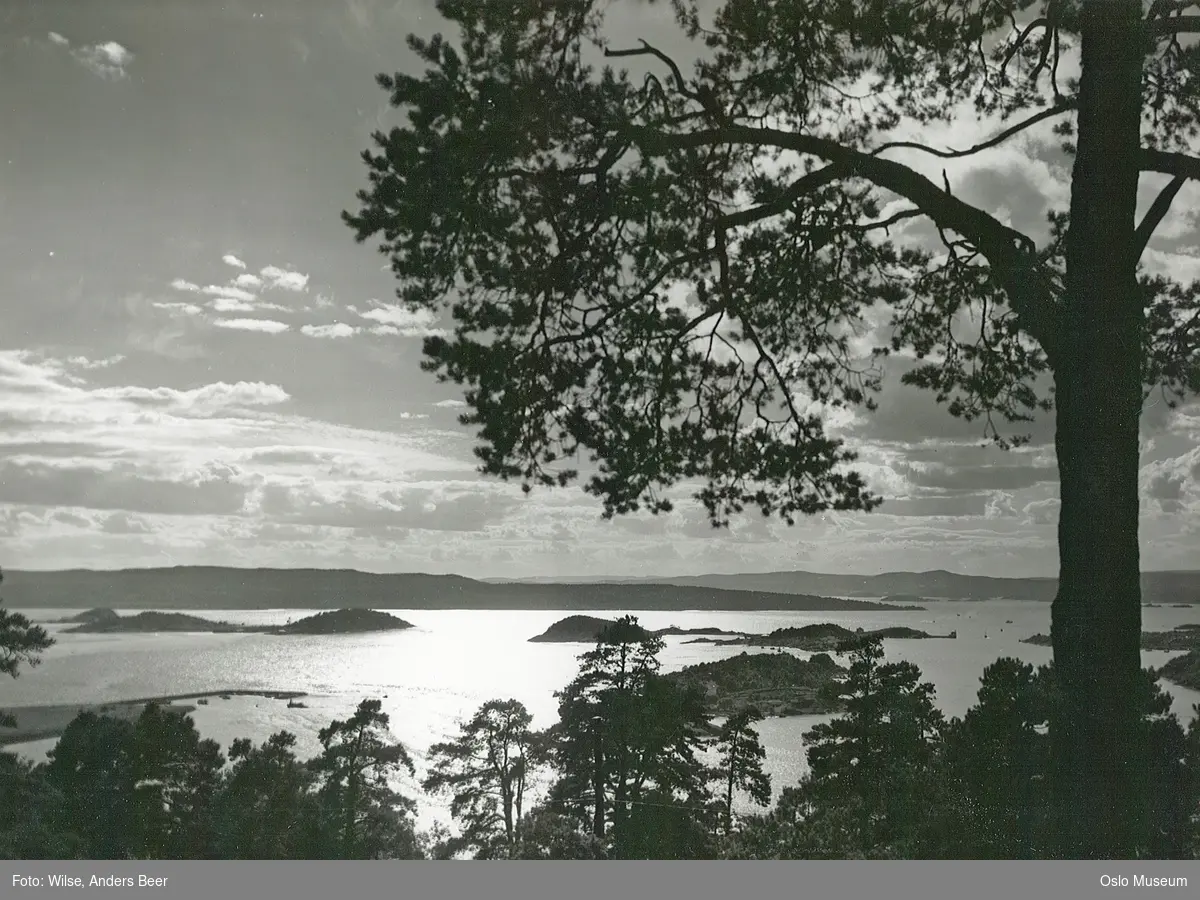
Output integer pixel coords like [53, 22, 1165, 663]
[3, 564, 1197, 580]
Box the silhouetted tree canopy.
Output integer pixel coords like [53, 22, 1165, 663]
[0, 569, 54, 730]
[344, 0, 1200, 857]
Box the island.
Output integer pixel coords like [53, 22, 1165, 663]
[684, 623, 954, 651]
[65, 608, 415, 635]
[271, 609, 414, 634]
[527, 616, 749, 643]
[1156, 650, 1200, 691]
[664, 651, 846, 718]
[51, 607, 121, 626]
[1023, 625, 1200, 652]
[65, 611, 245, 634]
[528, 616, 653, 643]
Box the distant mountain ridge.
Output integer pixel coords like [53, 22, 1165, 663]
[1, 567, 909, 613]
[5, 566, 1197, 611]
[486, 569, 1200, 605]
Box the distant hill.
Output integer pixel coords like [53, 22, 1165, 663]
[1, 567, 915, 613]
[488, 569, 1200, 604]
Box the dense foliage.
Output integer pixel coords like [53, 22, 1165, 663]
[3, 621, 1199, 859]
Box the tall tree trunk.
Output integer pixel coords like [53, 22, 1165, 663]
[592, 730, 606, 839]
[1052, 0, 1147, 859]
[725, 757, 736, 837]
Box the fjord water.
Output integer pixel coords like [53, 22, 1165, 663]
[6, 602, 1200, 825]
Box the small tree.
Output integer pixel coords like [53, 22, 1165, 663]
[44, 712, 139, 859]
[513, 804, 604, 859]
[0, 568, 54, 729]
[799, 640, 944, 856]
[423, 698, 539, 858]
[214, 731, 322, 859]
[127, 704, 225, 859]
[550, 616, 665, 840]
[939, 658, 1055, 858]
[713, 708, 772, 836]
[310, 699, 418, 859]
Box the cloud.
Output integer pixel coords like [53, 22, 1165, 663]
[171, 279, 201, 292]
[208, 298, 260, 313]
[434, 399, 468, 409]
[897, 458, 1058, 493]
[66, 355, 124, 370]
[1148, 472, 1186, 513]
[153, 302, 204, 316]
[202, 285, 257, 302]
[351, 302, 446, 337]
[223, 254, 247, 269]
[234, 273, 263, 289]
[301, 323, 358, 339]
[1022, 498, 1061, 525]
[0, 460, 252, 516]
[102, 512, 153, 534]
[48, 32, 69, 46]
[70, 41, 134, 80]
[260, 266, 309, 292]
[258, 482, 520, 532]
[93, 381, 290, 416]
[212, 318, 290, 333]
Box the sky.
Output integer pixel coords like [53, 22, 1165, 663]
[0, 0, 1196, 578]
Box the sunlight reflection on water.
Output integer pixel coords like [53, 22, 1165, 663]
[7, 602, 1199, 826]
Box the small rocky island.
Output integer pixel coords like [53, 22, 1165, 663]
[66, 608, 415, 635]
[529, 615, 645, 643]
[685, 622, 954, 651]
[664, 651, 846, 718]
[271, 609, 414, 634]
[527, 615, 746, 643]
[52, 607, 121, 626]
[1023, 625, 1200, 652]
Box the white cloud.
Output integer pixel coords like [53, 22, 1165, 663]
[202, 285, 257, 302]
[212, 318, 290, 333]
[171, 279, 201, 292]
[71, 41, 134, 80]
[208, 298, 259, 313]
[48, 32, 69, 46]
[301, 323, 358, 339]
[234, 273, 263, 289]
[94, 381, 291, 416]
[352, 302, 446, 337]
[67, 355, 125, 370]
[434, 399, 468, 409]
[261, 265, 309, 292]
[153, 302, 204, 316]
[223, 254, 247, 269]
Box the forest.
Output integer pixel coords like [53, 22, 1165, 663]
[2, 614, 1197, 860]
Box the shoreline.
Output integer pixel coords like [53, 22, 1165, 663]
[0, 689, 307, 747]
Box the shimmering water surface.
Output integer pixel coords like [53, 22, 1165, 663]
[6, 602, 1199, 826]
